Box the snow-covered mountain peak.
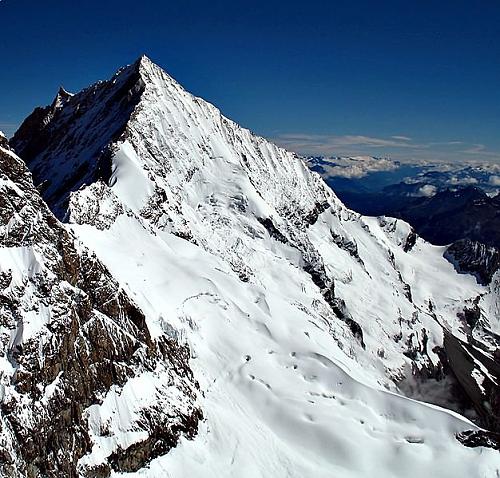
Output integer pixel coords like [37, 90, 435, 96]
[135, 53, 160, 72]
[7, 57, 500, 476]
[135, 54, 179, 81]
[10, 59, 147, 218]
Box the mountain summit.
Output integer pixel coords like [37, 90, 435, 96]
[5, 57, 500, 476]
[11, 56, 151, 218]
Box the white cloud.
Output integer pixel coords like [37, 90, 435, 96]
[391, 135, 412, 141]
[489, 175, 500, 186]
[416, 184, 437, 197]
[273, 133, 421, 157]
[308, 156, 399, 179]
[447, 176, 478, 186]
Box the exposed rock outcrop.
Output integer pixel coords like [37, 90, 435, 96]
[445, 239, 500, 285]
[0, 138, 200, 477]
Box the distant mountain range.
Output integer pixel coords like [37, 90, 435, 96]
[308, 156, 500, 235]
[308, 156, 500, 284]
[388, 187, 500, 248]
[307, 156, 500, 197]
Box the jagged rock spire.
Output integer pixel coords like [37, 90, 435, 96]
[51, 85, 73, 109]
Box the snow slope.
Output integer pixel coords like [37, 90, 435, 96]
[10, 57, 500, 476]
[0, 132, 200, 477]
[73, 212, 499, 478]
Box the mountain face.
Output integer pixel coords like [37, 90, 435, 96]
[0, 133, 200, 477]
[389, 187, 500, 251]
[308, 156, 500, 268]
[5, 57, 500, 476]
[445, 239, 500, 285]
[373, 186, 500, 285]
[11, 64, 145, 219]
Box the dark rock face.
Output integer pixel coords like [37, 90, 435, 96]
[400, 290, 500, 436]
[326, 293, 365, 349]
[257, 217, 288, 244]
[256, 211, 366, 349]
[10, 60, 146, 220]
[443, 327, 500, 433]
[0, 141, 201, 477]
[302, 258, 365, 349]
[445, 239, 500, 285]
[457, 429, 500, 450]
[403, 229, 417, 253]
[391, 186, 500, 250]
[330, 231, 366, 268]
[303, 201, 330, 226]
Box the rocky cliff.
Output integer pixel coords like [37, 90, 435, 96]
[0, 133, 201, 477]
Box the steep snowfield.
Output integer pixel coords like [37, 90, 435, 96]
[0, 135, 200, 477]
[73, 213, 498, 477]
[10, 57, 500, 475]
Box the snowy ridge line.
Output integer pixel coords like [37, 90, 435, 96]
[6, 56, 500, 476]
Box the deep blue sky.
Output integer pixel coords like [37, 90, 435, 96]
[1, 0, 499, 162]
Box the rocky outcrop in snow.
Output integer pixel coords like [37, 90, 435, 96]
[445, 239, 500, 285]
[0, 135, 201, 477]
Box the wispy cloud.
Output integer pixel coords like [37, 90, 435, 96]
[273, 133, 418, 154]
[271, 132, 500, 164]
[391, 135, 412, 141]
[459, 143, 500, 158]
